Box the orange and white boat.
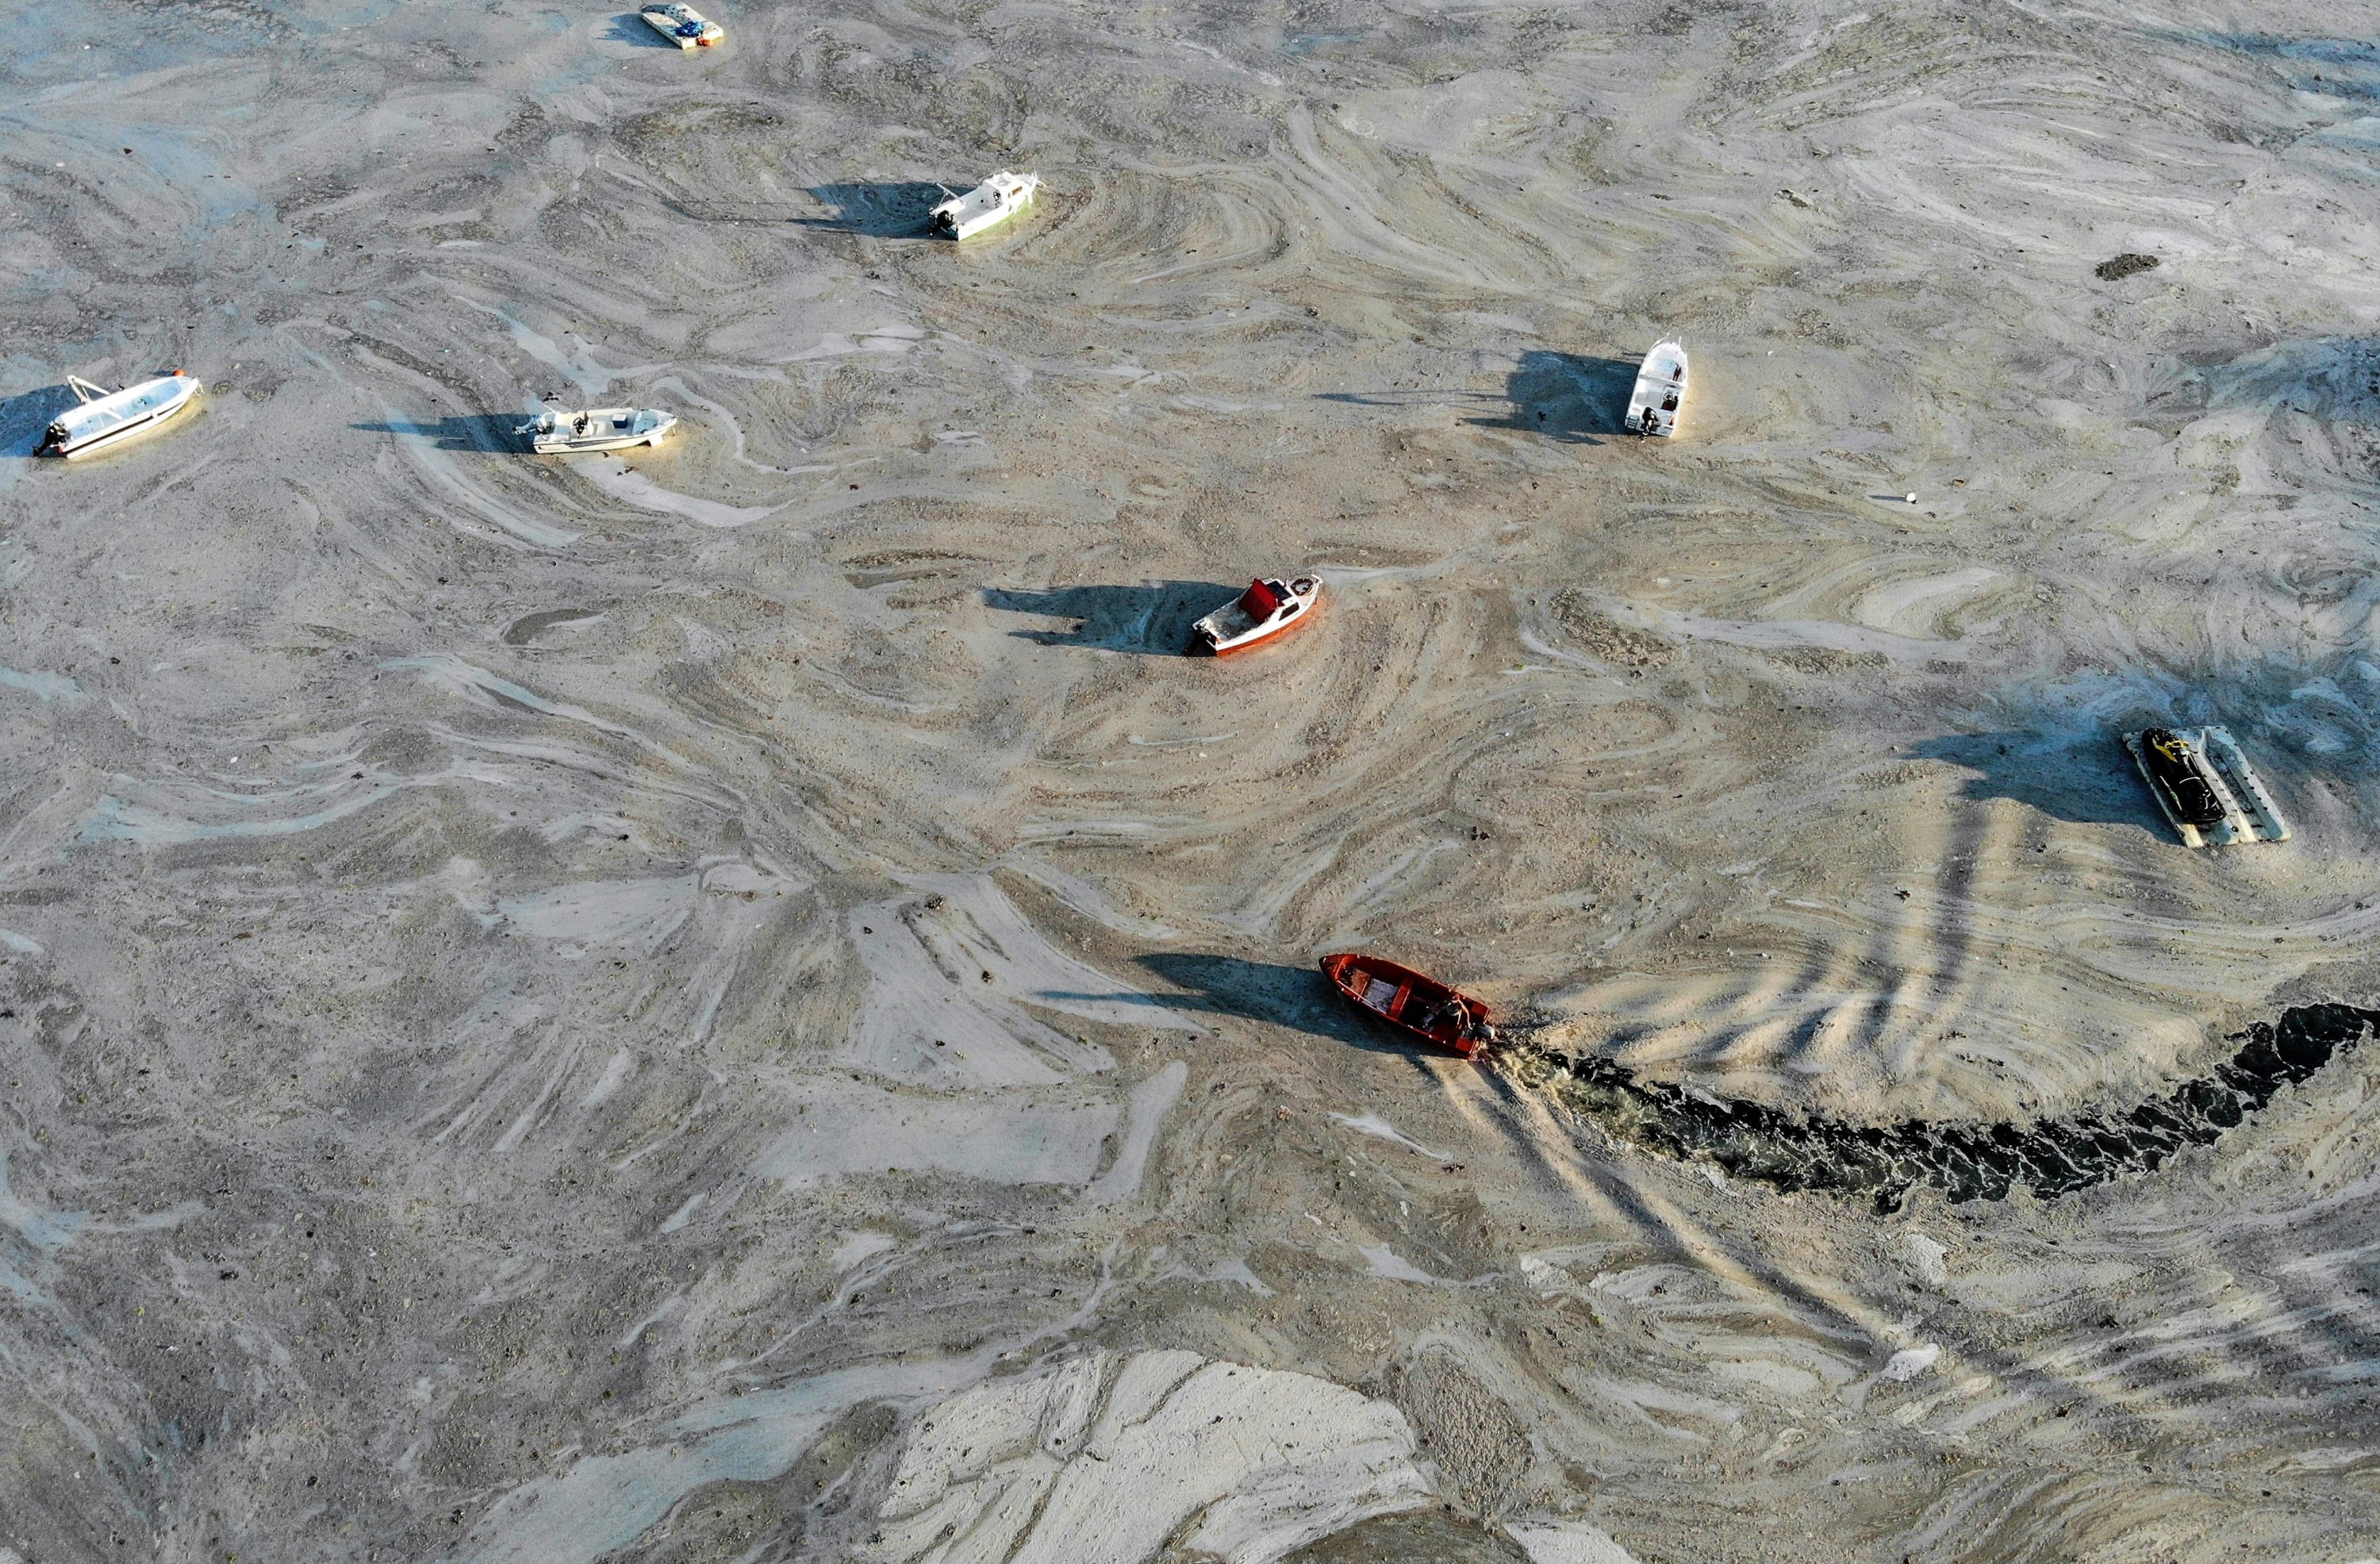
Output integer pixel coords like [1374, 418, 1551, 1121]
[1190, 574, 1320, 655]
[1319, 952, 1495, 1058]
[641, 2, 724, 47]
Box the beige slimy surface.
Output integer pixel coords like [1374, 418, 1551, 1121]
[2, 1, 2379, 1560]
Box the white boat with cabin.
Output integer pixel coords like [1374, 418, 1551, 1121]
[37, 372, 203, 459]
[1191, 575, 1321, 655]
[641, 3, 723, 48]
[928, 171, 1041, 240]
[1626, 340, 1687, 437]
[516, 407, 678, 455]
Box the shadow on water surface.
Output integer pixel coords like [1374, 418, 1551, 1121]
[1468, 350, 1637, 443]
[794, 183, 950, 236]
[352, 414, 529, 452]
[1132, 953, 1445, 1059]
[2182, 33, 2380, 98]
[0, 386, 77, 459]
[984, 582, 1238, 655]
[2193, 335, 2380, 425]
[1907, 730, 2170, 831]
[1315, 351, 1637, 446]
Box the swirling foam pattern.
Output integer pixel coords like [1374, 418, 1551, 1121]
[2, 1, 2377, 1561]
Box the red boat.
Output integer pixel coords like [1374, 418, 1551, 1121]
[1319, 952, 1495, 1058]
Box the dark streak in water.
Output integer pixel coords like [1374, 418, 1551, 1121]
[1519, 1005, 2380, 1212]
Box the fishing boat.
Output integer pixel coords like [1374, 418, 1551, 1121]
[1190, 575, 1320, 655]
[516, 406, 678, 455]
[928, 171, 1040, 240]
[640, 2, 723, 47]
[1319, 952, 1495, 1058]
[36, 372, 203, 459]
[1625, 339, 1687, 437]
[2122, 726, 2290, 848]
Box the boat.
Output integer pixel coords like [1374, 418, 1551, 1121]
[640, 2, 723, 47]
[928, 171, 1040, 240]
[1190, 575, 1320, 655]
[516, 407, 678, 455]
[36, 372, 203, 459]
[1625, 340, 1687, 437]
[2121, 725, 2291, 848]
[1319, 952, 1495, 1058]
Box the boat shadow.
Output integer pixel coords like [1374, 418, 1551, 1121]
[1132, 953, 1455, 1060]
[1465, 350, 1637, 444]
[793, 183, 949, 236]
[1906, 730, 2168, 830]
[0, 385, 78, 459]
[605, 13, 681, 48]
[351, 414, 530, 452]
[983, 582, 1238, 655]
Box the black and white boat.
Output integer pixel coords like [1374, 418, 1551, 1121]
[516, 407, 678, 455]
[2123, 726, 2290, 848]
[37, 372, 204, 459]
[927, 171, 1041, 240]
[1625, 340, 1687, 437]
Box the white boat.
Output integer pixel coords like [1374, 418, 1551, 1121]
[37, 372, 203, 459]
[516, 407, 678, 455]
[928, 171, 1041, 240]
[640, 2, 722, 48]
[2121, 726, 2290, 849]
[1626, 340, 1687, 437]
[1191, 575, 1320, 655]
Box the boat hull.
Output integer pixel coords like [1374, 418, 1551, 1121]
[1319, 952, 1493, 1057]
[528, 431, 671, 455]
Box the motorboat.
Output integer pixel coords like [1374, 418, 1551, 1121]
[1319, 952, 1495, 1059]
[641, 2, 723, 47]
[2135, 728, 2225, 829]
[1626, 339, 1687, 437]
[2122, 725, 2290, 848]
[928, 171, 1040, 240]
[1190, 575, 1320, 655]
[36, 372, 203, 459]
[516, 406, 678, 455]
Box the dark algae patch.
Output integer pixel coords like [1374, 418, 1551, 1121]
[2094, 252, 2161, 280]
[1517, 1004, 2380, 1212]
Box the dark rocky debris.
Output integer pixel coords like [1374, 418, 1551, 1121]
[1527, 1004, 2379, 1212]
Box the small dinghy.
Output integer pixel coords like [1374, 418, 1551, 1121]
[2122, 725, 2290, 848]
[641, 2, 723, 48]
[1626, 339, 1687, 437]
[1320, 952, 1495, 1059]
[928, 171, 1040, 240]
[1191, 575, 1320, 655]
[516, 407, 678, 455]
[37, 372, 202, 459]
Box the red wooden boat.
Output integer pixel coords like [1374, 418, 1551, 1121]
[1319, 952, 1495, 1058]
